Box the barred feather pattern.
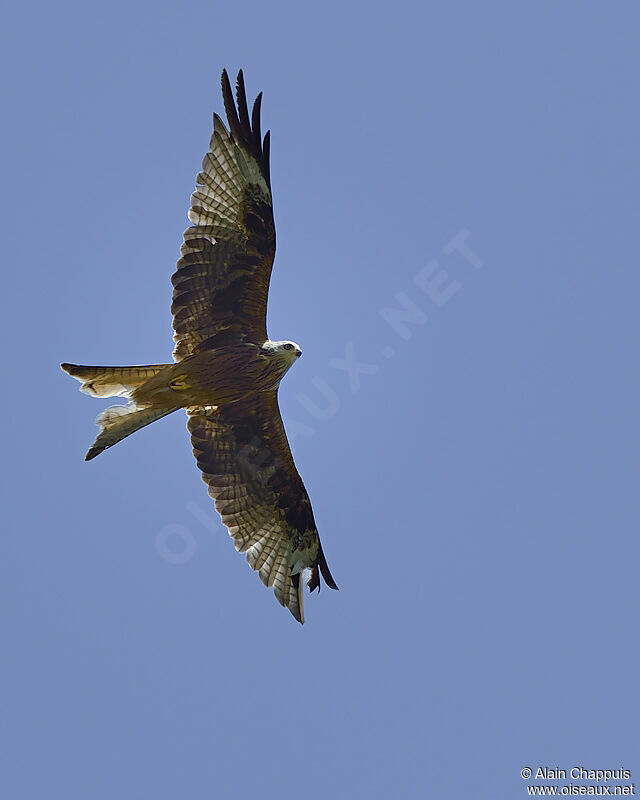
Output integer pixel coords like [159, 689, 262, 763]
[171, 70, 275, 361]
[187, 392, 337, 623]
[60, 363, 169, 398]
[60, 71, 338, 622]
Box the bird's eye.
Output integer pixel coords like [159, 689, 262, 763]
[283, 343, 293, 351]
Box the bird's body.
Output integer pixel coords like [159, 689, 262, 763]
[65, 341, 300, 407]
[61, 70, 337, 623]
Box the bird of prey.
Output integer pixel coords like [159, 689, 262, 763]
[61, 69, 338, 623]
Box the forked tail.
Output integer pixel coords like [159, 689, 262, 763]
[61, 362, 178, 460]
[85, 404, 177, 461]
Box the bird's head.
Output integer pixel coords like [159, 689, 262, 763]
[262, 339, 302, 368]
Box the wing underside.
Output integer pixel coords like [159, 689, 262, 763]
[176, 72, 337, 622]
[171, 70, 275, 361]
[187, 392, 337, 623]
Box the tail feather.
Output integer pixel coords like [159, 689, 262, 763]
[85, 404, 178, 461]
[61, 363, 170, 398]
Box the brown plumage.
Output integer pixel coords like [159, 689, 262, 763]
[61, 70, 338, 623]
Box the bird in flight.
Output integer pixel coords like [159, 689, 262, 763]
[61, 69, 338, 623]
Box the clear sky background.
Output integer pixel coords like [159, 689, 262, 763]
[2, 2, 639, 798]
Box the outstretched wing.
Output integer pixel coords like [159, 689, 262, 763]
[187, 393, 338, 623]
[171, 69, 275, 361]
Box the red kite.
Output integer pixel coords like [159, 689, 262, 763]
[61, 70, 338, 623]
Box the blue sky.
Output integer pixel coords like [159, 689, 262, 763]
[2, 2, 639, 798]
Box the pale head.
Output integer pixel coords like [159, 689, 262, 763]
[262, 339, 302, 370]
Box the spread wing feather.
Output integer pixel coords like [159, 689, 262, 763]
[187, 393, 337, 623]
[171, 70, 275, 361]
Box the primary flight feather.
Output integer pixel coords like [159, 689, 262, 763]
[61, 70, 338, 624]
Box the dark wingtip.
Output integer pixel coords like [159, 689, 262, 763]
[307, 565, 320, 593]
[318, 543, 339, 591]
[219, 67, 271, 190]
[85, 447, 103, 461]
[262, 130, 271, 189]
[307, 544, 339, 594]
[236, 72, 249, 125]
[61, 362, 76, 374]
[291, 573, 305, 624]
[221, 68, 240, 140]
